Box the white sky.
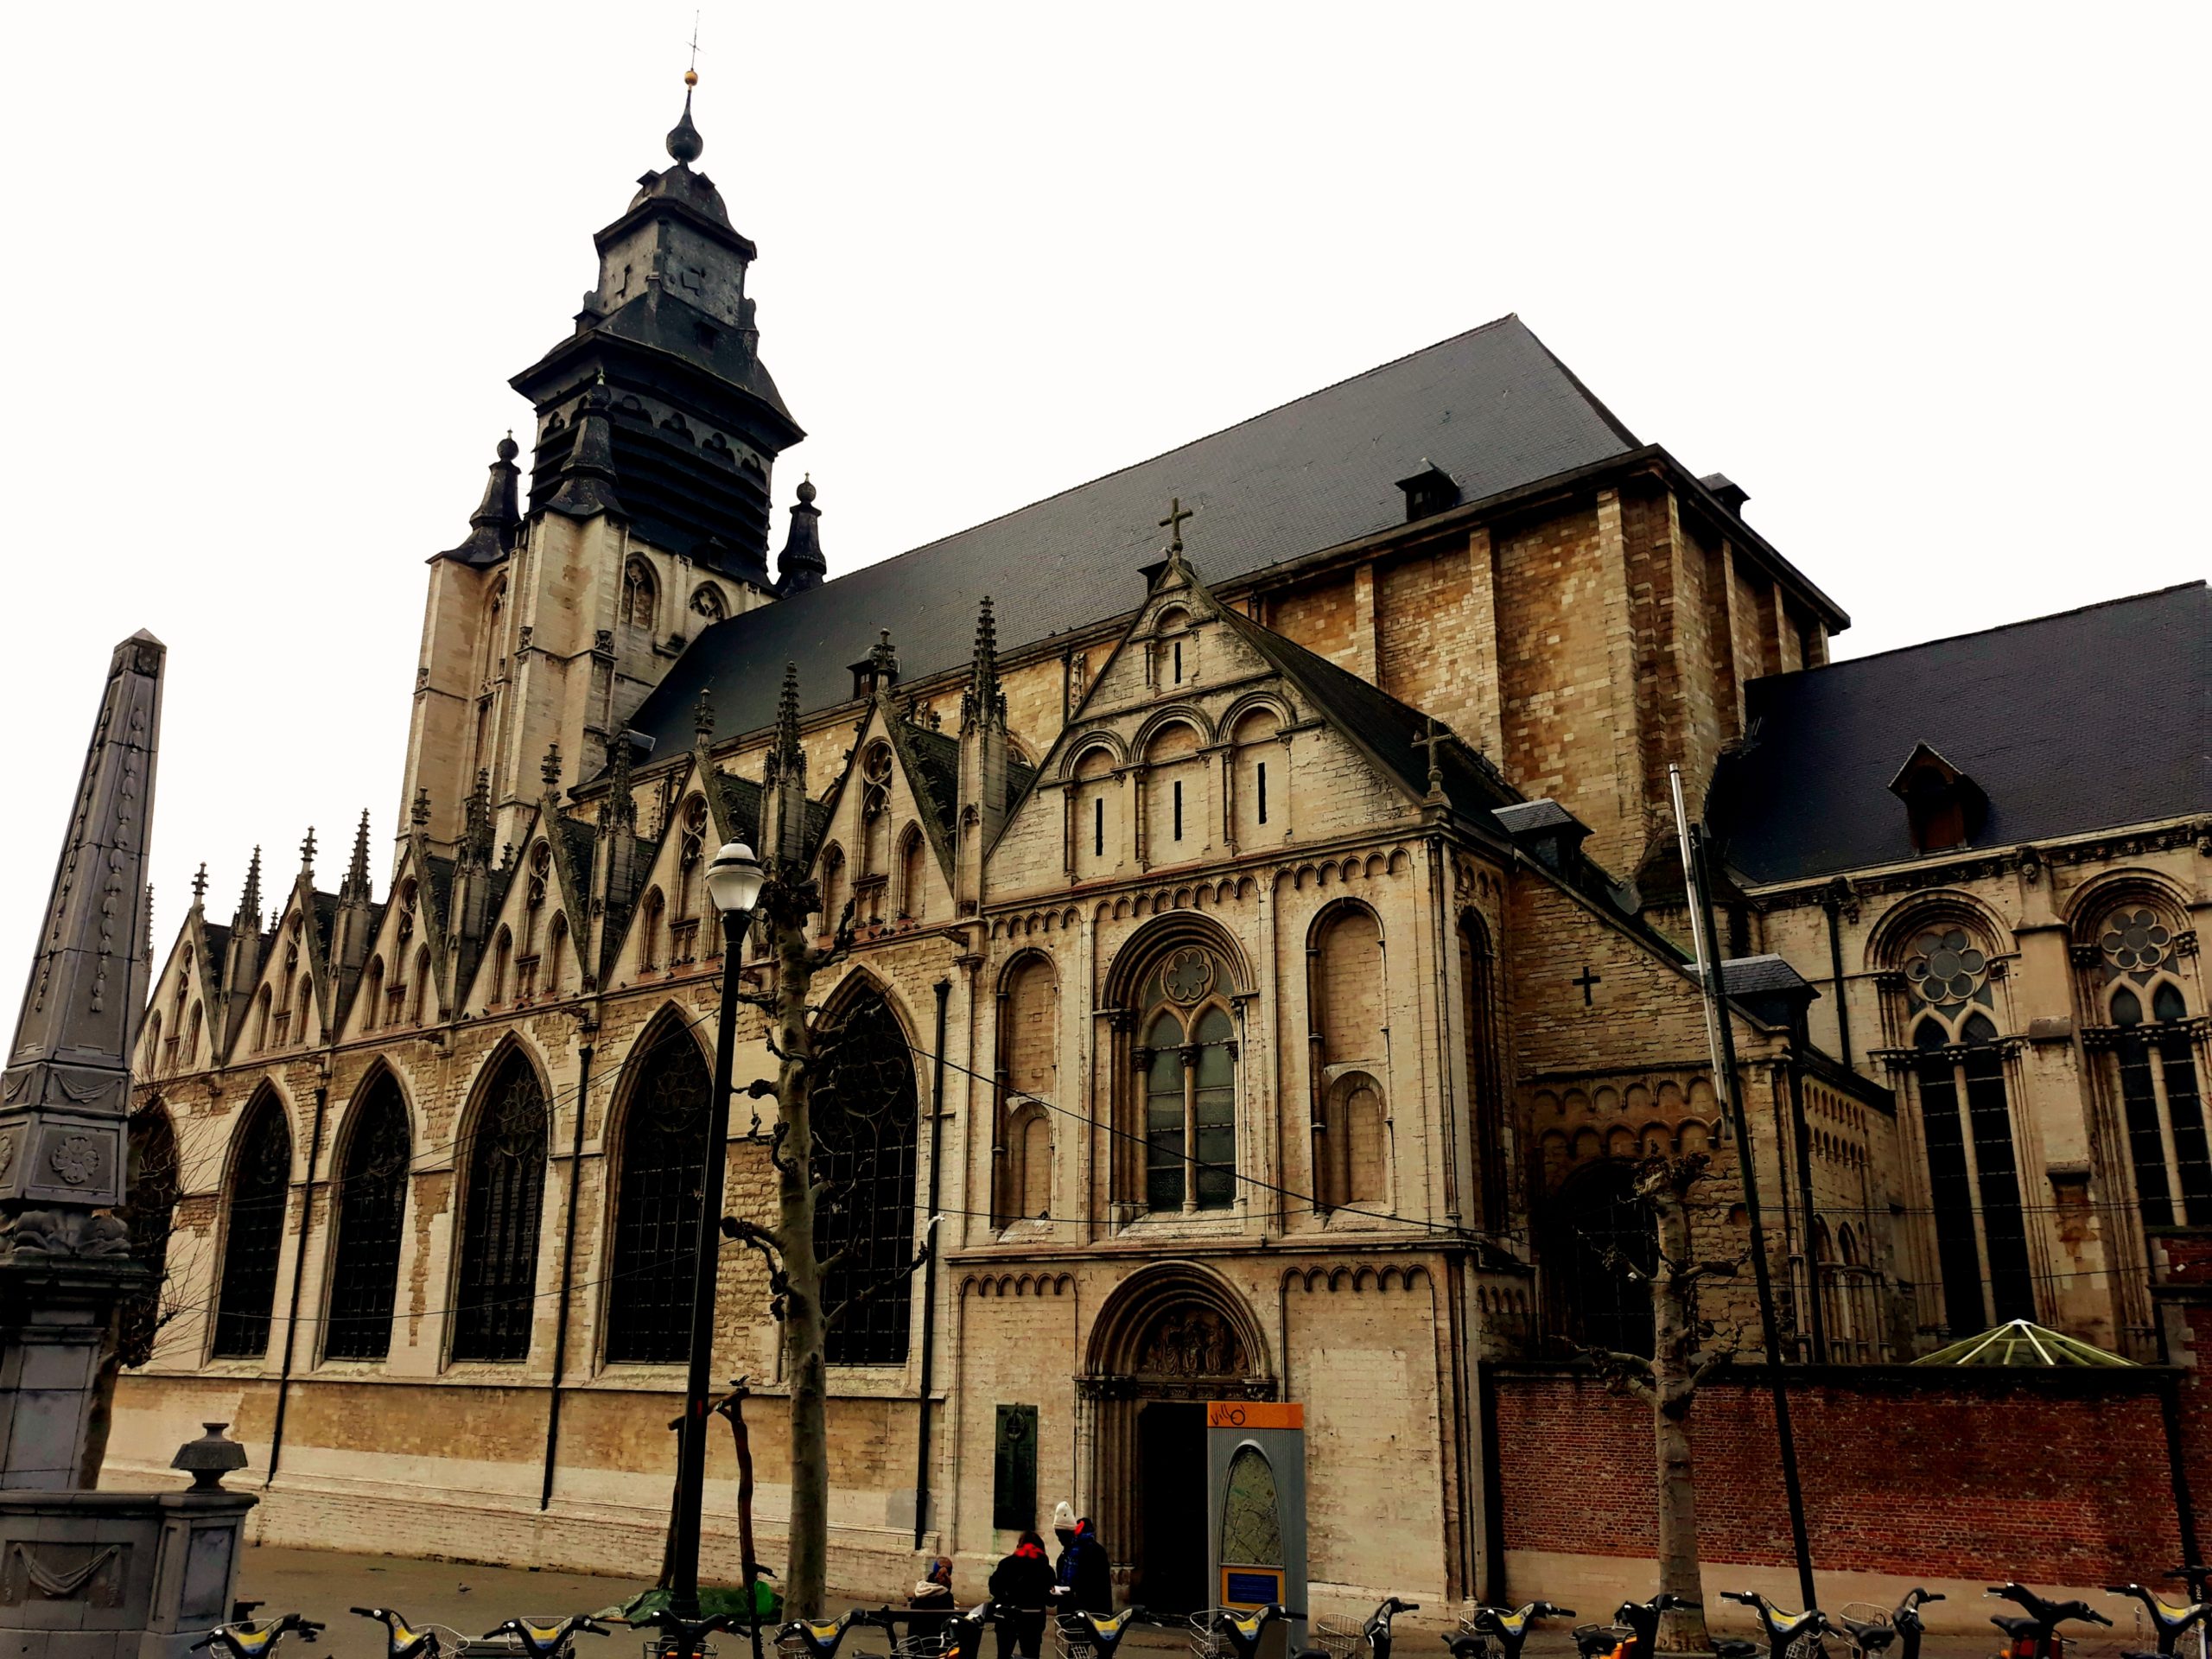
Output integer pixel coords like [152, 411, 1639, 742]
[3, 2, 2206, 1025]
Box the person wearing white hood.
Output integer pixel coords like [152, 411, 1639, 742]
[1051, 1501, 1112, 1614]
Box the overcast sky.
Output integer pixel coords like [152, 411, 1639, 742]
[3, 2, 2206, 1023]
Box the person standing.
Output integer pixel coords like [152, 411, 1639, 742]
[907, 1556, 957, 1651]
[988, 1530, 1056, 1659]
[1052, 1505, 1112, 1615]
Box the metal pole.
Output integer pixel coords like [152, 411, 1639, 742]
[672, 912, 750, 1618]
[912, 978, 951, 1549]
[542, 1041, 593, 1511]
[1668, 766, 1817, 1610]
[264, 1080, 328, 1486]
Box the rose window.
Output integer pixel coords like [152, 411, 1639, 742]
[1904, 927, 1987, 1007]
[2101, 909, 2171, 976]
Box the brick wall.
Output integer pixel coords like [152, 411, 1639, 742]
[1491, 1357, 2204, 1584]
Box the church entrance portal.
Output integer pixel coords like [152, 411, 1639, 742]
[1080, 1269, 1275, 1617]
[1137, 1402, 1206, 1611]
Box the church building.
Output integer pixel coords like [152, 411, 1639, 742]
[105, 83, 2210, 1609]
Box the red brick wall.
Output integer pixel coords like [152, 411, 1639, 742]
[1492, 1359, 2202, 1582]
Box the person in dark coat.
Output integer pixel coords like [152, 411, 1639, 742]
[988, 1531, 1056, 1659]
[1053, 1514, 1112, 1616]
[906, 1556, 957, 1651]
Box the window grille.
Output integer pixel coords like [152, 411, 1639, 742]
[817, 989, 919, 1365]
[212, 1094, 292, 1357]
[606, 1029, 711, 1363]
[1543, 1161, 1656, 1357]
[326, 1077, 411, 1360]
[452, 1052, 549, 1361]
[1914, 1013, 2034, 1332]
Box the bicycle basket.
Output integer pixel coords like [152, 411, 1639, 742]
[1312, 1619, 1363, 1659]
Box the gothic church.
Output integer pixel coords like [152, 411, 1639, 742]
[105, 84, 2212, 1608]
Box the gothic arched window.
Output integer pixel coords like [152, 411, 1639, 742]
[451, 1050, 549, 1362]
[117, 1103, 181, 1369]
[638, 888, 665, 973]
[622, 558, 658, 633]
[816, 986, 920, 1364]
[1543, 1160, 1655, 1357]
[184, 1000, 202, 1068]
[605, 1020, 712, 1363]
[1899, 921, 2033, 1333]
[995, 956, 1058, 1227]
[2091, 905, 2211, 1227]
[690, 584, 726, 623]
[490, 928, 512, 1007]
[326, 1074, 411, 1361]
[212, 1091, 291, 1358]
[818, 844, 847, 940]
[362, 957, 385, 1033]
[1137, 946, 1237, 1213]
[897, 824, 925, 923]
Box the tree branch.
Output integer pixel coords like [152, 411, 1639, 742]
[824, 1217, 938, 1332]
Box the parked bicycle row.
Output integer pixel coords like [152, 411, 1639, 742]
[186, 1565, 2212, 1659]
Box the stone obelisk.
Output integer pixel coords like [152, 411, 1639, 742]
[0, 630, 166, 1486]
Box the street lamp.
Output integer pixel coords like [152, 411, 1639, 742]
[671, 842, 765, 1621]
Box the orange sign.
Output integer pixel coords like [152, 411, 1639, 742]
[1205, 1401, 1304, 1430]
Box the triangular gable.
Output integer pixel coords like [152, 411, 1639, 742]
[600, 759, 718, 991]
[136, 909, 222, 1080]
[808, 697, 957, 930]
[238, 868, 339, 1053]
[338, 837, 450, 1039]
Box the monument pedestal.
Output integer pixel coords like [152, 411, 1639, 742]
[0, 1485, 257, 1659]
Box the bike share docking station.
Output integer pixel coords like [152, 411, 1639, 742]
[1205, 1402, 1308, 1657]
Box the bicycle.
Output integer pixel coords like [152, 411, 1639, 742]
[2109, 1572, 2211, 1659]
[1713, 1592, 1831, 1659]
[1985, 1584, 2111, 1659]
[627, 1610, 753, 1659]
[779, 1610, 895, 1659]
[1313, 1598, 1421, 1659]
[1191, 1605, 1305, 1659]
[1574, 1595, 1693, 1659]
[482, 1614, 613, 1659]
[354, 1605, 488, 1659]
[1828, 1589, 1944, 1659]
[1053, 1604, 1168, 1659]
[1448, 1599, 1567, 1659]
[192, 1614, 327, 1659]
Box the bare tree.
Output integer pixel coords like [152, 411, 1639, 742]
[720, 875, 930, 1619]
[1581, 1153, 1745, 1654]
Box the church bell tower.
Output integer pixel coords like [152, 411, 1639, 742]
[399, 72, 806, 858]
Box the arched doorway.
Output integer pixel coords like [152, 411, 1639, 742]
[1081, 1266, 1272, 1613]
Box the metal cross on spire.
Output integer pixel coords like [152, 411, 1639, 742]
[1159, 496, 1193, 555]
[1412, 717, 1453, 804]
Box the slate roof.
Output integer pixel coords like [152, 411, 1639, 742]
[1710, 582, 2212, 886]
[624, 316, 1641, 760]
[1719, 954, 1813, 997]
[1493, 799, 1580, 836]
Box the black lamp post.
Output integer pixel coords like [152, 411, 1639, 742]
[670, 840, 766, 1620]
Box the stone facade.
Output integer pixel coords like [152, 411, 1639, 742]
[93, 95, 2206, 1615]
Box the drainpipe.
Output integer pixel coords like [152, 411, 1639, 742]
[913, 979, 952, 1548]
[541, 1039, 594, 1510]
[265, 1077, 329, 1486]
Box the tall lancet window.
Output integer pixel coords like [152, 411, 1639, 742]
[605, 1019, 711, 1363]
[326, 1073, 411, 1361]
[2088, 904, 2212, 1228]
[1898, 922, 2034, 1334]
[451, 1049, 550, 1362]
[212, 1090, 292, 1358]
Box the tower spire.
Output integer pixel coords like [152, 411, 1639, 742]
[775, 477, 827, 595]
[343, 810, 372, 901]
[667, 64, 705, 166]
[963, 594, 1006, 734]
[440, 433, 524, 564]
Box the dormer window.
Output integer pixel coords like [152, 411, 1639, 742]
[1887, 742, 1987, 854]
[850, 630, 900, 700]
[1395, 460, 1460, 524]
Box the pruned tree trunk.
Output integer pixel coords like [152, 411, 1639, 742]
[1646, 1160, 1713, 1654]
[770, 900, 830, 1620]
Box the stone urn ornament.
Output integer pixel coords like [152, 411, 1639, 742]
[171, 1422, 249, 1491]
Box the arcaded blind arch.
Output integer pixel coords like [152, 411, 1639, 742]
[451, 1047, 550, 1362]
[995, 955, 1058, 1227]
[605, 1016, 713, 1363]
[326, 1072, 412, 1361]
[1230, 705, 1282, 845]
[1071, 745, 1119, 880]
[816, 983, 921, 1364]
[1890, 915, 2034, 1333]
[1311, 904, 1386, 1211]
[1141, 721, 1205, 865]
[897, 824, 927, 922]
[818, 843, 847, 940]
[212, 1090, 292, 1358]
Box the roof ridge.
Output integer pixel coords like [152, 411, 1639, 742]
[1758, 580, 2207, 683]
[752, 315, 1536, 595]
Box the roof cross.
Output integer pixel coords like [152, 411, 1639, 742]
[1158, 496, 1193, 556]
[1412, 717, 1453, 804]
